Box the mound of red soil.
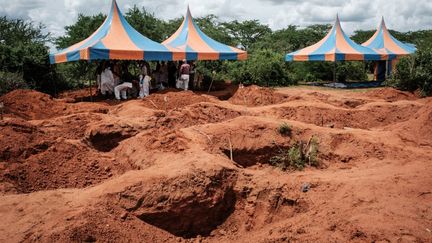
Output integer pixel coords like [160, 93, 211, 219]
[0, 89, 67, 120]
[58, 88, 97, 102]
[306, 91, 367, 108]
[0, 141, 130, 194]
[156, 103, 243, 130]
[229, 85, 289, 106]
[1, 86, 432, 243]
[365, 88, 417, 102]
[34, 113, 105, 140]
[269, 102, 421, 129]
[394, 99, 432, 146]
[0, 118, 134, 194]
[0, 119, 49, 163]
[142, 91, 211, 110]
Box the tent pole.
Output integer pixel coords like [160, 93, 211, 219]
[89, 61, 93, 102]
[333, 61, 337, 82]
[89, 78, 93, 102]
[81, 78, 84, 103]
[207, 71, 216, 94]
[385, 60, 389, 80]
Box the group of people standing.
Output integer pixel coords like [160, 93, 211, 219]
[96, 59, 195, 101]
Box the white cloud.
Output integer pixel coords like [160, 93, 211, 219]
[0, 0, 431, 39]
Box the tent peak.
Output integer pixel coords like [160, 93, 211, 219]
[380, 16, 387, 30]
[333, 14, 342, 31]
[186, 5, 192, 18]
[161, 4, 247, 61]
[111, 0, 118, 10]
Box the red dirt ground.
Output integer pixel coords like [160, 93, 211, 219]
[0, 86, 431, 242]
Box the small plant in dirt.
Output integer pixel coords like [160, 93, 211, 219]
[306, 136, 319, 167]
[278, 122, 292, 136]
[288, 143, 305, 170]
[270, 136, 320, 171]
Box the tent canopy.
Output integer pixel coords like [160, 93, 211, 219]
[362, 17, 416, 57]
[286, 16, 386, 62]
[49, 0, 183, 64]
[162, 7, 247, 61]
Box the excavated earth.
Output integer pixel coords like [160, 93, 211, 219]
[0, 85, 431, 242]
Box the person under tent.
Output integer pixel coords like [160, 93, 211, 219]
[137, 61, 152, 99]
[95, 61, 104, 94]
[114, 63, 137, 100]
[177, 59, 190, 91]
[138, 75, 152, 99]
[159, 61, 169, 89]
[100, 63, 115, 97]
[167, 61, 177, 88]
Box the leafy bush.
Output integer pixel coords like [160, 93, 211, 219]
[304, 73, 318, 82]
[226, 49, 294, 86]
[287, 144, 305, 170]
[336, 62, 368, 82]
[269, 143, 305, 171]
[0, 16, 70, 96]
[0, 72, 28, 96]
[388, 47, 432, 97]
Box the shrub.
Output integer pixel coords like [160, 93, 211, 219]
[304, 72, 318, 82]
[288, 144, 305, 170]
[389, 47, 432, 97]
[269, 137, 320, 171]
[226, 49, 294, 87]
[278, 122, 292, 136]
[336, 62, 368, 82]
[0, 72, 28, 96]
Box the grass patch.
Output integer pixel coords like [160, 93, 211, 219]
[278, 122, 292, 136]
[270, 136, 320, 171]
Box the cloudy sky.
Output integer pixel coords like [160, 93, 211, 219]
[1, 0, 431, 39]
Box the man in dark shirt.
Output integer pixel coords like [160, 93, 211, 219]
[179, 59, 190, 91]
[114, 63, 136, 100]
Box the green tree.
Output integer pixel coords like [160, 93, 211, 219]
[162, 18, 181, 39]
[351, 30, 375, 44]
[54, 14, 105, 87]
[194, 15, 234, 45]
[389, 47, 432, 96]
[251, 24, 331, 54]
[0, 16, 49, 72]
[223, 20, 271, 50]
[226, 49, 293, 86]
[55, 13, 105, 49]
[125, 6, 166, 42]
[0, 16, 65, 95]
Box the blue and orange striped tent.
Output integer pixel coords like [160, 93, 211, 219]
[362, 17, 416, 57]
[162, 7, 247, 61]
[286, 16, 385, 62]
[49, 0, 183, 64]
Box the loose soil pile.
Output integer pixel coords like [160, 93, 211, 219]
[229, 85, 290, 106]
[0, 89, 67, 119]
[0, 87, 431, 243]
[141, 90, 212, 110]
[365, 87, 418, 102]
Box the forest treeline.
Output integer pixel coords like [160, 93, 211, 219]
[1, 6, 431, 96]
